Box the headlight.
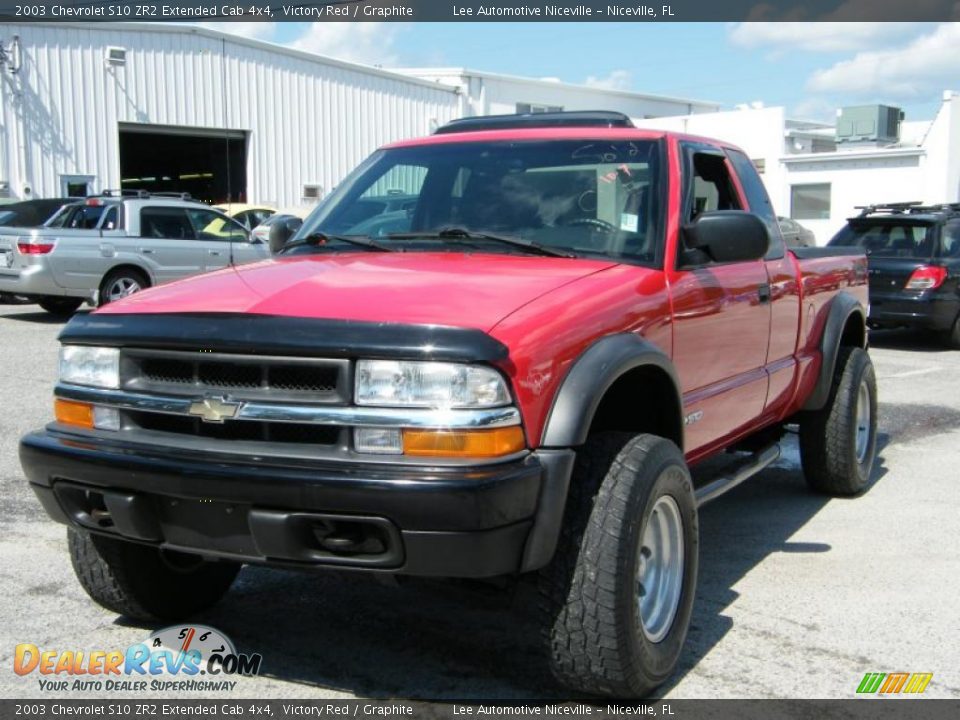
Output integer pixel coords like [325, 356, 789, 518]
[355, 360, 510, 408]
[59, 345, 120, 389]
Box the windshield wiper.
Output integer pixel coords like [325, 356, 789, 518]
[281, 232, 393, 253]
[387, 227, 576, 258]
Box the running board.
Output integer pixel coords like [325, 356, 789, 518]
[694, 444, 781, 507]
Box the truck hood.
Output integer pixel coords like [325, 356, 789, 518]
[97, 253, 618, 331]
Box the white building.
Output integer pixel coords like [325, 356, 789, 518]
[0, 22, 461, 206]
[0, 23, 716, 207]
[637, 93, 960, 243]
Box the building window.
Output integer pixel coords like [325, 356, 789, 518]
[516, 103, 563, 114]
[752, 158, 766, 174]
[791, 183, 831, 220]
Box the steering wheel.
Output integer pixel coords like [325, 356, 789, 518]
[563, 217, 618, 233]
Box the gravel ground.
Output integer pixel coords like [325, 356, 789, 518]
[0, 303, 957, 700]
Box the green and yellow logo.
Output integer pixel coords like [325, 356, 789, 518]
[857, 672, 933, 695]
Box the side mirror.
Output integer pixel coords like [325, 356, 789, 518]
[268, 217, 303, 254]
[681, 211, 770, 265]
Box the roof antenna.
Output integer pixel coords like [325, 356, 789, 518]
[220, 37, 235, 267]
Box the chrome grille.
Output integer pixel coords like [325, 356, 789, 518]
[121, 349, 348, 404]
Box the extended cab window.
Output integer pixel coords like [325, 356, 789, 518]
[140, 208, 195, 240]
[725, 148, 783, 259]
[297, 140, 663, 263]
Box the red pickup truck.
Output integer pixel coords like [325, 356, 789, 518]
[21, 112, 876, 697]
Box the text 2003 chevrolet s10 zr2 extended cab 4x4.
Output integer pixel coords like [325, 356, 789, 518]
[20, 112, 876, 697]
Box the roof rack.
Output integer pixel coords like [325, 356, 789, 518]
[96, 190, 193, 201]
[150, 191, 193, 201]
[434, 111, 636, 135]
[856, 202, 960, 217]
[99, 189, 150, 198]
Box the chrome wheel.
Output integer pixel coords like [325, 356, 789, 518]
[106, 276, 142, 302]
[855, 378, 871, 463]
[637, 494, 684, 643]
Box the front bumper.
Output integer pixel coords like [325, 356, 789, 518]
[21, 429, 574, 578]
[868, 289, 960, 331]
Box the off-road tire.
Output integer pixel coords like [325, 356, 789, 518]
[799, 346, 878, 495]
[98, 268, 149, 306]
[537, 432, 698, 697]
[37, 296, 83, 316]
[68, 529, 240, 621]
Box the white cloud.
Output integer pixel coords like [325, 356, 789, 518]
[289, 23, 401, 66]
[728, 22, 923, 52]
[195, 22, 277, 42]
[807, 22, 960, 97]
[584, 70, 632, 91]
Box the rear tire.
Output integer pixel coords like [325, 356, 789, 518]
[37, 296, 83, 316]
[537, 432, 698, 697]
[99, 268, 149, 306]
[799, 346, 878, 495]
[68, 529, 240, 622]
[944, 314, 960, 349]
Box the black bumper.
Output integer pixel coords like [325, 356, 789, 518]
[21, 430, 574, 578]
[869, 289, 960, 331]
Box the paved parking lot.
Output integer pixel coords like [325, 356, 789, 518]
[0, 302, 958, 700]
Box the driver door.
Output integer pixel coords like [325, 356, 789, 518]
[670, 144, 772, 454]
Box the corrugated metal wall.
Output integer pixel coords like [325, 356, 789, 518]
[0, 23, 460, 205]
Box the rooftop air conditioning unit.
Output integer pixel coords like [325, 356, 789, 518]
[836, 105, 904, 145]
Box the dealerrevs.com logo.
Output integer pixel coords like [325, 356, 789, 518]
[14, 625, 263, 692]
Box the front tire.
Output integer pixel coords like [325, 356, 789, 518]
[799, 346, 878, 495]
[68, 529, 240, 622]
[538, 433, 698, 697]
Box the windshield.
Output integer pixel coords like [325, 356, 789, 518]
[831, 221, 935, 258]
[296, 139, 663, 262]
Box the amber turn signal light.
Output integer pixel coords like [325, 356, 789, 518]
[54, 399, 94, 429]
[402, 426, 526, 458]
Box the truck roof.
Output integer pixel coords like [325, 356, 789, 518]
[383, 109, 745, 152]
[385, 125, 743, 152]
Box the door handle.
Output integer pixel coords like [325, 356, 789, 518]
[758, 283, 772, 304]
[209, 250, 222, 257]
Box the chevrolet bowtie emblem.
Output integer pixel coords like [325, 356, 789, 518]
[188, 397, 241, 423]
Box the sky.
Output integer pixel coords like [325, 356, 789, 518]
[197, 21, 960, 122]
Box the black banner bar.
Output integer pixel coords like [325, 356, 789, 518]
[3, 700, 960, 719]
[1, 0, 959, 22]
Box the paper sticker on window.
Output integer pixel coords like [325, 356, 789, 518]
[620, 212, 639, 233]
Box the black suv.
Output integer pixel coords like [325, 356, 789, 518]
[828, 202, 960, 347]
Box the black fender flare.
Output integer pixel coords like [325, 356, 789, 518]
[521, 334, 683, 572]
[802, 291, 867, 411]
[540, 333, 683, 449]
